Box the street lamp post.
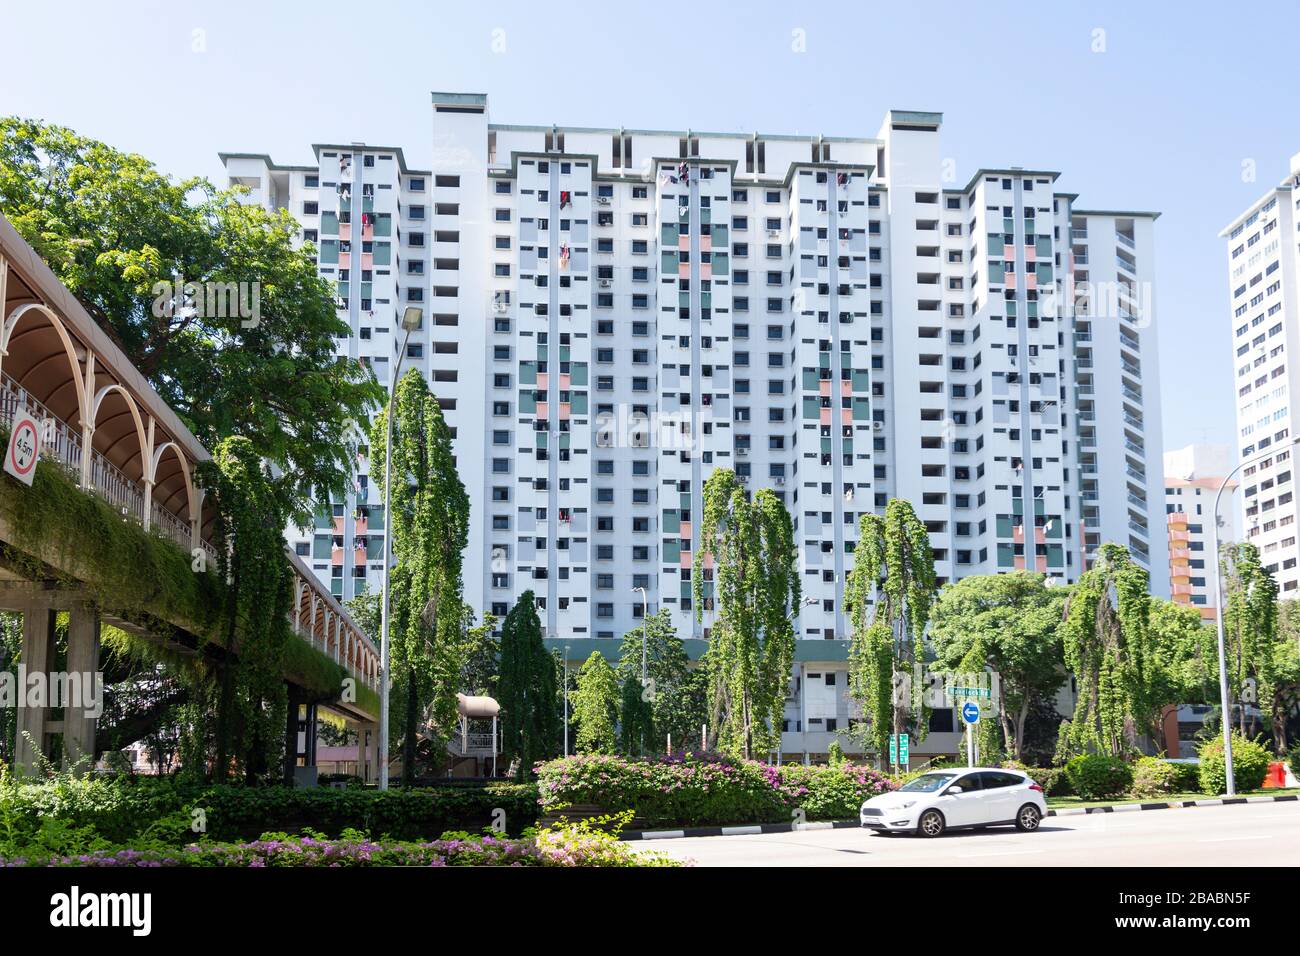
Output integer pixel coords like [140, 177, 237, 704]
[563, 643, 570, 757]
[378, 306, 423, 791]
[1208, 437, 1297, 797]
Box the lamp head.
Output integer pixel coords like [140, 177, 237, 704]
[401, 306, 423, 332]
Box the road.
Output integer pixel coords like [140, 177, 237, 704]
[633, 801, 1300, 866]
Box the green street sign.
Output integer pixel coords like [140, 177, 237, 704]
[889, 733, 910, 765]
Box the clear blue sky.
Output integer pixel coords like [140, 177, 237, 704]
[3, 0, 1296, 453]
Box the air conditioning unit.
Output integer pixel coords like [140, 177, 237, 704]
[596, 196, 611, 205]
[493, 302, 509, 314]
[737, 475, 750, 485]
[598, 279, 612, 288]
[736, 447, 749, 456]
[872, 421, 884, 432]
[774, 477, 786, 486]
[767, 229, 781, 239]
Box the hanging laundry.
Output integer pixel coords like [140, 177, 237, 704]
[677, 161, 690, 185]
[559, 244, 570, 271]
[836, 172, 848, 186]
[560, 190, 571, 209]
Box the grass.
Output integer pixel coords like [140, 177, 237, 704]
[1046, 787, 1300, 810]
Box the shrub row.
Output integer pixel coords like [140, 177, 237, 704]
[535, 753, 895, 827]
[0, 776, 540, 846]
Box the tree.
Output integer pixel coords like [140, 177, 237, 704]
[1220, 543, 1279, 738]
[928, 571, 1067, 761]
[370, 368, 469, 786]
[0, 118, 384, 522]
[1061, 543, 1154, 756]
[1269, 602, 1300, 753]
[618, 676, 655, 756]
[497, 592, 558, 779]
[615, 609, 703, 752]
[694, 469, 799, 759]
[844, 498, 936, 764]
[573, 652, 620, 755]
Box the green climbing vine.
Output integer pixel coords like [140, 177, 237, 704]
[844, 498, 937, 763]
[370, 368, 470, 786]
[1220, 542, 1278, 738]
[1061, 542, 1152, 756]
[694, 468, 799, 759]
[198, 436, 294, 783]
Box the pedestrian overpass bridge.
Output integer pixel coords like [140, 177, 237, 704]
[0, 212, 381, 782]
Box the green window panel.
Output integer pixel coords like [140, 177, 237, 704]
[1006, 300, 1018, 317]
[372, 242, 391, 265]
[337, 281, 350, 300]
[699, 208, 711, 226]
[559, 345, 570, 362]
[560, 433, 571, 450]
[996, 515, 1014, 538]
[1026, 301, 1038, 318]
[711, 253, 728, 276]
[1002, 217, 1014, 234]
[321, 212, 339, 235]
[1034, 499, 1045, 516]
[997, 543, 1015, 569]
[363, 195, 374, 214]
[701, 291, 712, 309]
[331, 580, 343, 597]
[842, 438, 853, 454]
[339, 197, 352, 214]
[519, 391, 537, 414]
[373, 214, 392, 237]
[987, 233, 1004, 256]
[803, 396, 820, 419]
[367, 537, 385, 560]
[319, 240, 339, 265]
[851, 369, 870, 392]
[361, 282, 373, 299]
[1036, 263, 1053, 284]
[662, 251, 679, 274]
[571, 393, 588, 414]
[852, 397, 871, 420]
[1046, 545, 1064, 568]
[519, 361, 537, 385]
[802, 368, 820, 391]
[988, 262, 1005, 284]
[661, 223, 678, 246]
[314, 507, 333, 530]
[535, 431, 547, 449]
[571, 364, 588, 386]
[537, 344, 548, 361]
[679, 291, 690, 308]
[819, 352, 831, 369]
[313, 535, 332, 559]
[1035, 235, 1052, 257]
[663, 540, 680, 563]
[367, 505, 385, 530]
[680, 580, 692, 599]
[1046, 518, 1063, 539]
[679, 493, 691, 509]
[820, 437, 832, 454]
[663, 510, 681, 533]
[711, 225, 728, 245]
[1013, 498, 1024, 516]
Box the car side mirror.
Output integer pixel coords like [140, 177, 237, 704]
[947, 786, 963, 794]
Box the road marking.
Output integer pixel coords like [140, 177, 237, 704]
[1196, 834, 1273, 843]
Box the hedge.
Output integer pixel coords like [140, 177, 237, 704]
[1197, 734, 1271, 794]
[535, 753, 895, 827]
[0, 776, 541, 846]
[1064, 754, 1133, 800]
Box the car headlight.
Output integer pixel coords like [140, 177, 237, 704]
[898, 800, 916, 809]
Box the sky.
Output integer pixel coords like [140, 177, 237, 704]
[2, 0, 1296, 456]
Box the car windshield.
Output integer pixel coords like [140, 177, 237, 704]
[898, 772, 958, 793]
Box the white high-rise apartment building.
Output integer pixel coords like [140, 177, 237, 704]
[1222, 152, 1300, 597]
[222, 93, 1168, 641]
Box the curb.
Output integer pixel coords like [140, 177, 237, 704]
[618, 793, 1298, 841]
[1046, 792, 1297, 817]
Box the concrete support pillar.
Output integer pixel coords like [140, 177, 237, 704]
[356, 720, 378, 785]
[14, 608, 55, 775]
[63, 603, 101, 771]
[283, 683, 301, 785]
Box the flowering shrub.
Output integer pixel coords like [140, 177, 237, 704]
[536, 753, 896, 827]
[1, 824, 683, 868]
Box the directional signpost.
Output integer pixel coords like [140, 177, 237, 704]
[961, 700, 981, 768]
[889, 733, 910, 770]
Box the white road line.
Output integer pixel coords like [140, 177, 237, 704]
[1196, 834, 1273, 843]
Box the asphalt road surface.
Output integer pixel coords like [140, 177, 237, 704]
[634, 801, 1300, 866]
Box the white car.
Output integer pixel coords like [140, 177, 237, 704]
[860, 768, 1047, 837]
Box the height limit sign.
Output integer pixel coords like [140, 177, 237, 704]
[4, 411, 41, 486]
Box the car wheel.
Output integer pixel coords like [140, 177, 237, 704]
[1015, 804, 1042, 832]
[917, 810, 945, 838]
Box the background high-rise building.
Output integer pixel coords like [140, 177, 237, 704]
[1164, 443, 1236, 617]
[222, 93, 1168, 645]
[1221, 152, 1300, 596]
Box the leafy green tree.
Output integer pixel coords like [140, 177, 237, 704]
[1268, 603, 1300, 753]
[1062, 543, 1153, 756]
[695, 469, 799, 759]
[370, 369, 469, 786]
[572, 652, 620, 755]
[928, 571, 1067, 761]
[498, 592, 559, 779]
[616, 609, 702, 752]
[618, 676, 655, 757]
[1146, 598, 1219, 714]
[1220, 542, 1279, 738]
[844, 498, 936, 763]
[0, 118, 383, 522]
